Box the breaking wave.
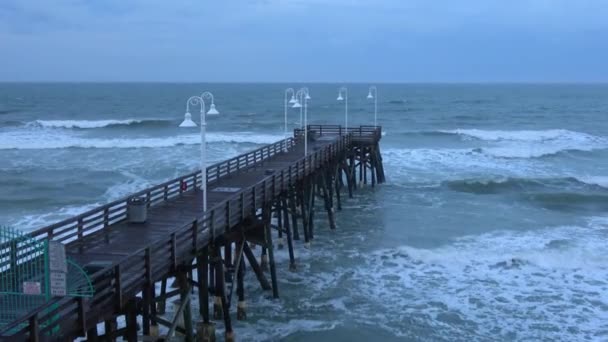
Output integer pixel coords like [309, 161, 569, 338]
[29, 119, 173, 129]
[0, 130, 285, 150]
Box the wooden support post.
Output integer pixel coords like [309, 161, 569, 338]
[363, 148, 368, 185]
[213, 246, 223, 321]
[176, 270, 194, 342]
[195, 247, 213, 342]
[260, 247, 269, 272]
[264, 204, 280, 298]
[344, 161, 354, 198]
[359, 148, 364, 184]
[282, 196, 297, 271]
[320, 172, 336, 230]
[142, 284, 151, 336]
[212, 247, 234, 341]
[335, 164, 342, 211]
[142, 248, 152, 336]
[87, 326, 99, 341]
[351, 153, 357, 191]
[157, 277, 167, 315]
[166, 284, 192, 340]
[150, 280, 159, 337]
[104, 318, 117, 342]
[371, 147, 377, 187]
[236, 256, 246, 321]
[277, 203, 284, 249]
[243, 242, 272, 291]
[125, 299, 138, 342]
[225, 241, 233, 283]
[197, 246, 210, 324]
[289, 189, 300, 240]
[307, 178, 316, 240]
[299, 185, 310, 244]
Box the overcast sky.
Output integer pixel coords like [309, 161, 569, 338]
[0, 0, 607, 82]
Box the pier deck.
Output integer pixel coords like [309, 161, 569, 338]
[0, 125, 385, 341]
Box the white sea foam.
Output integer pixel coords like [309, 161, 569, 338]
[31, 119, 152, 129]
[382, 147, 545, 182]
[0, 130, 284, 150]
[442, 128, 595, 142]
[574, 176, 608, 188]
[10, 203, 101, 232]
[349, 219, 608, 340]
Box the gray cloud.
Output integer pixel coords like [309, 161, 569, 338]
[0, 0, 606, 81]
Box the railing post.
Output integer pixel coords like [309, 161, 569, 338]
[115, 264, 123, 310]
[78, 217, 84, 252]
[29, 313, 40, 342]
[226, 201, 231, 233]
[103, 208, 110, 227]
[252, 187, 257, 215]
[210, 210, 216, 241]
[77, 297, 86, 336]
[171, 233, 177, 269]
[192, 221, 198, 252]
[240, 192, 245, 220]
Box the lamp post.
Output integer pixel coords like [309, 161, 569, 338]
[179, 91, 220, 212]
[337, 86, 348, 132]
[294, 88, 311, 155]
[284, 88, 297, 151]
[367, 85, 378, 127]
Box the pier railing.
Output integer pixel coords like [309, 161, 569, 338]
[295, 125, 381, 142]
[17, 138, 294, 249]
[1, 131, 359, 339]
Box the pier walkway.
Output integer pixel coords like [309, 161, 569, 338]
[0, 125, 385, 341]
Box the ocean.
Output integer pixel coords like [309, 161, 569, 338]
[1, 83, 607, 341]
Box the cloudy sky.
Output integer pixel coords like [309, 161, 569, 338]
[0, 0, 606, 82]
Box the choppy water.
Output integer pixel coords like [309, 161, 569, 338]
[1, 83, 608, 341]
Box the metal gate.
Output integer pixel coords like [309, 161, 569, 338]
[0, 225, 94, 335]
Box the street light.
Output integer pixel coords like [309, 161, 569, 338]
[337, 86, 348, 132]
[284, 88, 297, 152]
[367, 85, 378, 127]
[295, 87, 311, 155]
[179, 91, 220, 212]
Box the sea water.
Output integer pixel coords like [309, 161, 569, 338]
[1, 83, 607, 341]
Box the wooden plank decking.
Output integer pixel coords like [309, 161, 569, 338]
[0, 125, 384, 341]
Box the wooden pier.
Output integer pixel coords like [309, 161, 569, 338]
[0, 125, 385, 341]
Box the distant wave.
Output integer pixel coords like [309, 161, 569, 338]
[0, 131, 285, 150]
[435, 129, 608, 158]
[29, 119, 173, 129]
[440, 128, 602, 143]
[526, 192, 608, 212]
[443, 177, 606, 195]
[388, 99, 406, 104]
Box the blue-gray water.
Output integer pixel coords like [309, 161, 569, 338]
[1, 83, 608, 341]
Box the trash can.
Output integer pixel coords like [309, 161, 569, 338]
[127, 197, 147, 223]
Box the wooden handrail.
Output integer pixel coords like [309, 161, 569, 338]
[1, 128, 367, 340]
[26, 137, 296, 244]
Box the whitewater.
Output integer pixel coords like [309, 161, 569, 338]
[1, 83, 607, 341]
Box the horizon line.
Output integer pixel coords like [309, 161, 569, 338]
[1, 81, 607, 85]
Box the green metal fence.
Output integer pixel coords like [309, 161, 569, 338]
[0, 225, 93, 335]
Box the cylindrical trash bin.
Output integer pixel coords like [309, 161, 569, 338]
[127, 197, 147, 223]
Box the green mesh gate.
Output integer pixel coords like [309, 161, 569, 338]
[0, 225, 94, 335]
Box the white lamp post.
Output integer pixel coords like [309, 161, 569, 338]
[337, 86, 348, 132]
[179, 91, 220, 212]
[284, 88, 297, 151]
[367, 85, 378, 127]
[295, 88, 311, 155]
